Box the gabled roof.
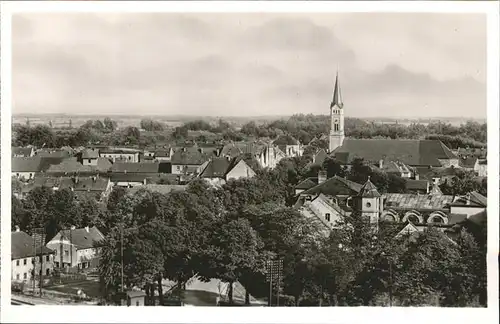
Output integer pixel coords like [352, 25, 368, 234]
[50, 226, 105, 250]
[301, 176, 362, 196]
[199, 157, 254, 179]
[12, 231, 54, 260]
[12, 156, 67, 172]
[273, 135, 300, 146]
[332, 139, 458, 167]
[311, 149, 328, 167]
[406, 179, 429, 191]
[45, 158, 93, 174]
[110, 162, 160, 173]
[12, 147, 33, 157]
[171, 148, 209, 165]
[357, 178, 381, 198]
[12, 157, 43, 172]
[32, 176, 110, 192]
[128, 184, 187, 195]
[100, 148, 141, 154]
[451, 191, 487, 208]
[458, 156, 478, 168]
[394, 222, 421, 239]
[295, 177, 319, 190]
[82, 148, 100, 159]
[35, 149, 74, 159]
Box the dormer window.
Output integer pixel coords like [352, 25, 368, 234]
[325, 213, 331, 222]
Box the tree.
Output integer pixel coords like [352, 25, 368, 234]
[104, 117, 118, 132]
[204, 218, 262, 304]
[322, 157, 345, 178]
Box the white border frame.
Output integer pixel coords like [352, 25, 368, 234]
[1, 1, 499, 323]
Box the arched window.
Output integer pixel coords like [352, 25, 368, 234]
[408, 215, 420, 224]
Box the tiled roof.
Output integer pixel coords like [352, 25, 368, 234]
[51, 226, 105, 250]
[451, 191, 487, 208]
[295, 178, 318, 190]
[312, 149, 328, 166]
[35, 149, 74, 159]
[332, 139, 458, 167]
[110, 162, 160, 173]
[46, 158, 93, 173]
[199, 157, 232, 178]
[448, 213, 468, 225]
[32, 176, 110, 192]
[12, 156, 66, 172]
[170, 148, 209, 165]
[100, 148, 141, 154]
[12, 157, 44, 172]
[301, 176, 362, 196]
[357, 178, 381, 198]
[273, 135, 300, 146]
[384, 193, 454, 210]
[11, 231, 54, 260]
[12, 147, 33, 157]
[406, 179, 429, 191]
[82, 148, 100, 159]
[128, 184, 187, 195]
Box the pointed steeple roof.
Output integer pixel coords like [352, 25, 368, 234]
[357, 176, 381, 198]
[330, 71, 344, 109]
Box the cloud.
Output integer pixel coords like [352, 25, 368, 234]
[10, 13, 486, 118]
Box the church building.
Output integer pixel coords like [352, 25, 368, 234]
[327, 73, 459, 170]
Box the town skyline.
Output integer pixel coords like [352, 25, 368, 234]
[12, 12, 486, 118]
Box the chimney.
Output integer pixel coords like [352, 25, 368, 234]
[379, 159, 384, 169]
[415, 173, 419, 180]
[15, 225, 20, 232]
[85, 226, 89, 233]
[318, 171, 327, 184]
[143, 178, 147, 185]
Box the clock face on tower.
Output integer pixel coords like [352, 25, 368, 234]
[334, 119, 339, 123]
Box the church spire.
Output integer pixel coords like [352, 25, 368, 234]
[330, 70, 343, 109]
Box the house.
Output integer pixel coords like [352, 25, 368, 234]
[12, 156, 66, 180]
[81, 148, 100, 166]
[273, 135, 303, 157]
[219, 142, 286, 169]
[170, 147, 210, 175]
[332, 139, 459, 168]
[12, 228, 56, 282]
[380, 160, 412, 178]
[100, 148, 140, 163]
[127, 184, 187, 195]
[309, 149, 328, 168]
[295, 193, 345, 235]
[475, 159, 487, 177]
[198, 156, 256, 186]
[34, 148, 74, 159]
[154, 147, 175, 162]
[449, 191, 487, 219]
[46, 226, 105, 271]
[12, 147, 35, 158]
[45, 157, 112, 175]
[23, 176, 113, 200]
[124, 290, 147, 306]
[406, 179, 430, 194]
[110, 173, 149, 187]
[110, 162, 160, 174]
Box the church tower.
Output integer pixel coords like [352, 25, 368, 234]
[329, 71, 345, 153]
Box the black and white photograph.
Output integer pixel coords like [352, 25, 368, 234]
[1, 1, 499, 323]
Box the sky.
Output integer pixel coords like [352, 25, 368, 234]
[11, 13, 487, 118]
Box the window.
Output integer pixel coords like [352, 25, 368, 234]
[88, 159, 91, 163]
[176, 166, 180, 170]
[23, 273, 27, 280]
[23, 259, 27, 265]
[46, 255, 50, 262]
[136, 301, 140, 306]
[46, 268, 50, 276]
[65, 250, 69, 257]
[16, 274, 20, 280]
[334, 124, 339, 131]
[16, 260, 19, 266]
[325, 213, 331, 222]
[366, 202, 372, 208]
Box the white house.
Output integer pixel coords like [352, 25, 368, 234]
[100, 148, 140, 163]
[198, 157, 256, 186]
[46, 226, 105, 271]
[11, 229, 55, 282]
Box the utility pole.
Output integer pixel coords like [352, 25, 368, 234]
[265, 259, 283, 307]
[121, 223, 124, 293]
[389, 258, 393, 307]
